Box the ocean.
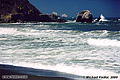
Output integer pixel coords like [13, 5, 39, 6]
[0, 18, 120, 80]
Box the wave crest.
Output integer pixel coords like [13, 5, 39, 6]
[88, 38, 120, 47]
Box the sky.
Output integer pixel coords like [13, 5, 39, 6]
[29, 0, 120, 18]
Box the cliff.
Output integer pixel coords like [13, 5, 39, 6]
[0, 0, 66, 23]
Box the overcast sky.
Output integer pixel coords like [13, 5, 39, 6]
[29, 0, 120, 17]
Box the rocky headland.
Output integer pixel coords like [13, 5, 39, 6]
[0, 0, 66, 23]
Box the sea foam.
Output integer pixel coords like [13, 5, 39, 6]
[88, 38, 120, 47]
[0, 62, 119, 80]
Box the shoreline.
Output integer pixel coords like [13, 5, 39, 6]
[0, 69, 69, 80]
[0, 64, 80, 80]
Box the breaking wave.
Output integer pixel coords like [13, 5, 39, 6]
[88, 38, 120, 47]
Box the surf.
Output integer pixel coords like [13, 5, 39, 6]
[0, 62, 119, 80]
[88, 38, 120, 47]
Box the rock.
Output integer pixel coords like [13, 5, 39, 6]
[98, 14, 109, 22]
[50, 14, 66, 22]
[76, 10, 93, 23]
[0, 0, 66, 23]
[94, 17, 101, 22]
[93, 14, 109, 22]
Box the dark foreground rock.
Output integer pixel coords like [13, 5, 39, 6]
[0, 0, 66, 23]
[76, 10, 93, 23]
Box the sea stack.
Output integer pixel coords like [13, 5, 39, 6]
[76, 10, 93, 23]
[94, 14, 109, 22]
[0, 0, 66, 23]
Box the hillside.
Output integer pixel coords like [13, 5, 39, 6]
[0, 0, 66, 23]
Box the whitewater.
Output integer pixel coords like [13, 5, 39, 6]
[0, 19, 120, 80]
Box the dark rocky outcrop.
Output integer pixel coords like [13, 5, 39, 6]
[50, 14, 66, 22]
[94, 14, 109, 22]
[0, 0, 66, 23]
[76, 10, 93, 23]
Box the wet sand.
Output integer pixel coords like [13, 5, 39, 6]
[0, 64, 75, 80]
